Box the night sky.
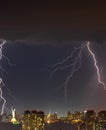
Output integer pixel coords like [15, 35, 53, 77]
[0, 1, 106, 116]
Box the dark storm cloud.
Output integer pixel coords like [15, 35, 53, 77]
[5, 35, 105, 46]
[0, 1, 106, 44]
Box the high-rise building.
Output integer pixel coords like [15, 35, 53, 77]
[22, 110, 45, 130]
[98, 110, 106, 121]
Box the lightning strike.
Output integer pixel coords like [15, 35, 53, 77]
[0, 39, 6, 115]
[51, 41, 106, 98]
[86, 41, 106, 90]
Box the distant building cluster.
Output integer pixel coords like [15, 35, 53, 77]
[60, 110, 106, 130]
[0, 109, 106, 130]
[45, 110, 106, 130]
[45, 112, 58, 124]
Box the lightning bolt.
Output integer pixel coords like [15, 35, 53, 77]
[86, 41, 106, 90]
[0, 39, 6, 115]
[64, 43, 86, 97]
[50, 41, 106, 98]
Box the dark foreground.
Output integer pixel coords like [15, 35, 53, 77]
[45, 122, 77, 130]
[0, 122, 22, 130]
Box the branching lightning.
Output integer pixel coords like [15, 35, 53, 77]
[51, 41, 106, 98]
[0, 39, 6, 115]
